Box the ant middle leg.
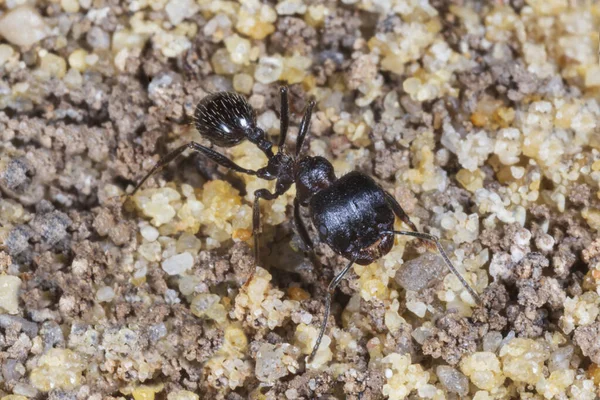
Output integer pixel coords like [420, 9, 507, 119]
[308, 256, 357, 363]
[132, 142, 258, 196]
[293, 198, 322, 273]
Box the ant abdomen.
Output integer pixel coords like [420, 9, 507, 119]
[194, 92, 256, 147]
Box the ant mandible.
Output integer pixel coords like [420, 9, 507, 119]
[131, 87, 481, 362]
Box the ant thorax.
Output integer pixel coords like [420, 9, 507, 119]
[257, 152, 295, 191]
[294, 156, 336, 206]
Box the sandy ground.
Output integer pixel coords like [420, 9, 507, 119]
[1, 0, 600, 399]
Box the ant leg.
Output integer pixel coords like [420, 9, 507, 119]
[251, 188, 281, 278]
[295, 100, 316, 157]
[278, 86, 289, 150]
[308, 256, 357, 363]
[131, 142, 257, 196]
[293, 198, 322, 272]
[387, 230, 481, 305]
[384, 191, 419, 232]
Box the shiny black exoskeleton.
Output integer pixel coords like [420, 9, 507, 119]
[132, 88, 480, 362]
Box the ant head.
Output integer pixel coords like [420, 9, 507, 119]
[295, 156, 336, 205]
[194, 92, 255, 147]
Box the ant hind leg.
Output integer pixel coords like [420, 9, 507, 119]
[308, 256, 357, 363]
[388, 229, 481, 305]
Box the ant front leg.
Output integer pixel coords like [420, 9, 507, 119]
[131, 142, 258, 196]
[249, 188, 281, 281]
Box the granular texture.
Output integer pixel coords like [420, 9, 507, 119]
[1, 0, 600, 399]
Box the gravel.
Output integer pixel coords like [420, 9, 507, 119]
[0, 0, 599, 399]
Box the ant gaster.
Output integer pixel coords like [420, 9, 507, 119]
[131, 87, 481, 362]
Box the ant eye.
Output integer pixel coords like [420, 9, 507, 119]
[194, 92, 255, 147]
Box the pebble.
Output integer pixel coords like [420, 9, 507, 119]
[140, 225, 160, 242]
[167, 391, 199, 400]
[161, 252, 194, 275]
[395, 252, 444, 292]
[29, 348, 86, 391]
[96, 286, 115, 302]
[165, 0, 199, 25]
[132, 384, 164, 400]
[482, 331, 503, 353]
[255, 343, 299, 383]
[276, 0, 307, 15]
[0, 275, 22, 314]
[86, 26, 110, 49]
[0, 44, 15, 67]
[68, 49, 88, 72]
[436, 365, 469, 396]
[60, 0, 80, 13]
[254, 55, 283, 84]
[39, 53, 67, 78]
[0, 6, 50, 47]
[0, 315, 39, 337]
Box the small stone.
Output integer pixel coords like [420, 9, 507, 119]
[255, 343, 301, 383]
[585, 65, 600, 87]
[64, 68, 83, 88]
[395, 252, 444, 292]
[165, 0, 199, 25]
[0, 7, 50, 47]
[140, 225, 159, 242]
[436, 365, 469, 396]
[500, 338, 550, 385]
[86, 27, 110, 50]
[96, 286, 115, 303]
[190, 293, 227, 324]
[33, 210, 72, 245]
[39, 53, 67, 79]
[60, 0, 80, 13]
[167, 391, 199, 400]
[0, 315, 39, 338]
[276, 0, 307, 15]
[406, 300, 427, 317]
[0, 275, 22, 314]
[1, 158, 30, 190]
[482, 331, 503, 352]
[6, 225, 32, 256]
[0, 44, 15, 67]
[211, 48, 240, 75]
[68, 49, 88, 72]
[224, 34, 252, 65]
[132, 384, 164, 400]
[460, 352, 505, 391]
[138, 242, 162, 262]
[29, 349, 86, 392]
[254, 55, 284, 84]
[161, 252, 194, 275]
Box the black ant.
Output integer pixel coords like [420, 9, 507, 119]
[131, 87, 481, 362]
